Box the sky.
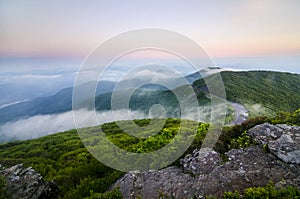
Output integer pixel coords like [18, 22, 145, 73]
[1, 0, 300, 58]
[0, 0, 300, 141]
[0, 0, 300, 82]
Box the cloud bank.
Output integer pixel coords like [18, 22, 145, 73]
[0, 103, 229, 144]
[0, 109, 146, 143]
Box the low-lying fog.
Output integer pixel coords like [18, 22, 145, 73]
[0, 104, 228, 143]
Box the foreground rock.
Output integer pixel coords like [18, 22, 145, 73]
[180, 148, 221, 175]
[248, 123, 300, 164]
[113, 123, 300, 198]
[115, 167, 196, 199]
[0, 164, 59, 199]
[113, 146, 300, 198]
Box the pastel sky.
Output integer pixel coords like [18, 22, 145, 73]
[1, 0, 300, 59]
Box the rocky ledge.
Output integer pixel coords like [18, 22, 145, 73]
[0, 164, 59, 199]
[248, 123, 300, 164]
[112, 123, 300, 198]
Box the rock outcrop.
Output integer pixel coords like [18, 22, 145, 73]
[112, 123, 300, 198]
[115, 167, 196, 199]
[180, 148, 221, 175]
[248, 123, 300, 164]
[0, 164, 59, 199]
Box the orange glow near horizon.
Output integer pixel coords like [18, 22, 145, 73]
[0, 1, 299, 59]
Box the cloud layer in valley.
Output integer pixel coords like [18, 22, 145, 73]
[0, 102, 229, 143]
[0, 109, 146, 143]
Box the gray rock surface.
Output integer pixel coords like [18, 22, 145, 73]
[248, 123, 300, 164]
[113, 123, 300, 198]
[114, 167, 197, 199]
[0, 164, 59, 199]
[206, 146, 299, 196]
[113, 146, 300, 198]
[180, 148, 221, 175]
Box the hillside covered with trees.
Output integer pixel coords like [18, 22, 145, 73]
[1, 71, 300, 125]
[194, 71, 300, 116]
[0, 109, 299, 198]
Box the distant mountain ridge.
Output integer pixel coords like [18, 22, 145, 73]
[0, 72, 202, 124]
[0, 80, 116, 124]
[1, 70, 300, 124]
[194, 70, 300, 116]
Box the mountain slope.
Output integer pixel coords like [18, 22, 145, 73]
[1, 111, 299, 198]
[193, 71, 300, 116]
[0, 118, 207, 198]
[0, 81, 116, 124]
[1, 70, 300, 125]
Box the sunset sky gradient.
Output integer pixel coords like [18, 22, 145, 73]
[1, 0, 299, 59]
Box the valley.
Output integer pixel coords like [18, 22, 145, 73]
[0, 69, 300, 198]
[1, 70, 300, 143]
[2, 1, 300, 198]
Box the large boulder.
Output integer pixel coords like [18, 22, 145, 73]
[180, 148, 221, 175]
[0, 164, 59, 199]
[204, 146, 300, 196]
[113, 148, 221, 198]
[113, 167, 197, 199]
[112, 145, 300, 198]
[248, 123, 300, 164]
[112, 123, 300, 198]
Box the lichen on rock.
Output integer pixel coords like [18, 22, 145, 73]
[248, 123, 300, 164]
[0, 164, 59, 199]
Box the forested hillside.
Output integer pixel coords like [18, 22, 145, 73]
[1, 109, 299, 198]
[0, 119, 208, 198]
[194, 71, 300, 116]
[1, 70, 300, 125]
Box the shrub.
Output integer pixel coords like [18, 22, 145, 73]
[87, 188, 122, 199]
[262, 144, 269, 153]
[224, 182, 300, 199]
[230, 131, 252, 149]
[224, 191, 240, 199]
[0, 175, 6, 199]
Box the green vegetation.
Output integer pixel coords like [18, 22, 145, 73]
[0, 70, 300, 198]
[262, 144, 269, 153]
[86, 188, 122, 199]
[225, 105, 235, 124]
[271, 108, 300, 125]
[0, 118, 208, 198]
[77, 119, 209, 171]
[0, 175, 6, 199]
[0, 128, 123, 199]
[214, 116, 268, 154]
[214, 108, 299, 154]
[194, 71, 300, 116]
[95, 84, 211, 119]
[3, 70, 300, 133]
[2, 70, 300, 128]
[224, 182, 300, 199]
[0, 108, 299, 198]
[229, 131, 253, 149]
